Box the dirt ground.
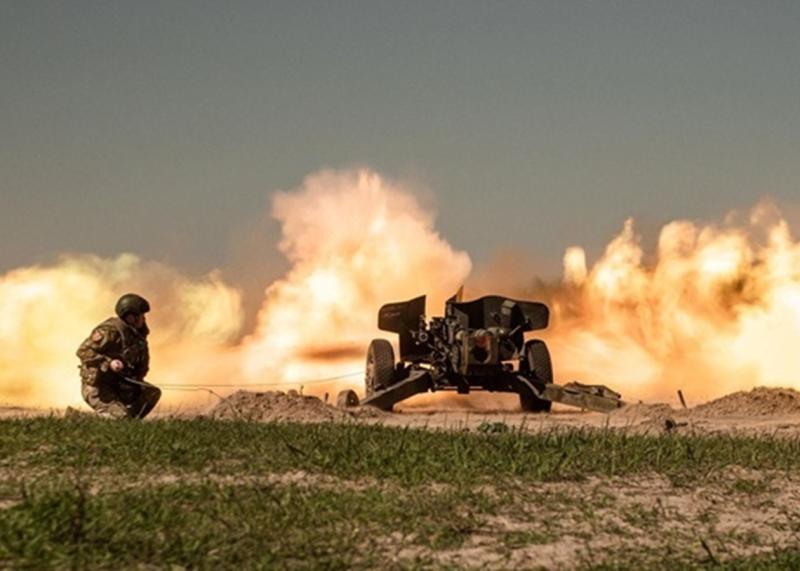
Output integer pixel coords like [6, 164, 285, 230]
[172, 384, 800, 437]
[409, 466, 800, 569]
[6, 386, 800, 437]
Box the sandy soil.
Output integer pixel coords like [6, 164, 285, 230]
[0, 405, 49, 419]
[412, 466, 800, 569]
[197, 386, 800, 436]
[5, 386, 800, 437]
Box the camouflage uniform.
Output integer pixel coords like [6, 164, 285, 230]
[76, 317, 161, 419]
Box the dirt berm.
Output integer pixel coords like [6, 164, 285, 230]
[207, 390, 384, 422]
[692, 386, 800, 417]
[201, 386, 800, 437]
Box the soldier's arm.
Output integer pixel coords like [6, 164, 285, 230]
[76, 326, 121, 371]
[132, 349, 149, 380]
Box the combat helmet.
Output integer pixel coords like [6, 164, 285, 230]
[115, 293, 151, 319]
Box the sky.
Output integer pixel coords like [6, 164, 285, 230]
[2, 1, 800, 288]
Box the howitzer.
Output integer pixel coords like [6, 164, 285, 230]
[339, 294, 623, 413]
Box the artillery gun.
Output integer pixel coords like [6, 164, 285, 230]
[339, 294, 623, 413]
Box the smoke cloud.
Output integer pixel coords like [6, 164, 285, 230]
[241, 169, 472, 388]
[543, 203, 800, 404]
[1, 168, 799, 410]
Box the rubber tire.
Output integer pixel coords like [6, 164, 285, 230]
[525, 339, 553, 383]
[366, 339, 395, 398]
[336, 389, 360, 408]
[520, 339, 553, 413]
[520, 390, 552, 413]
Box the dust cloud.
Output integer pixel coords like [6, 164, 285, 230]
[2, 168, 799, 409]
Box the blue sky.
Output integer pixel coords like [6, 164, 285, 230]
[2, 1, 799, 286]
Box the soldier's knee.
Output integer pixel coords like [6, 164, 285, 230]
[149, 386, 162, 404]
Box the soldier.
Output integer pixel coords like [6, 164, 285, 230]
[76, 293, 161, 419]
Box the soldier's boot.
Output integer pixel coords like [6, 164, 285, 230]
[98, 404, 132, 419]
[65, 406, 95, 419]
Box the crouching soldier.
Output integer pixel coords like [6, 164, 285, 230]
[76, 294, 161, 419]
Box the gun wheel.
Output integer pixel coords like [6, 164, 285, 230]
[336, 389, 360, 408]
[524, 339, 553, 383]
[366, 339, 395, 398]
[520, 339, 553, 413]
[520, 389, 552, 413]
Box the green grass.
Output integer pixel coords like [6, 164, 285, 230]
[2, 482, 490, 569]
[3, 416, 800, 486]
[2, 416, 800, 569]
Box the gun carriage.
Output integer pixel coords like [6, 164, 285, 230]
[342, 294, 623, 413]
